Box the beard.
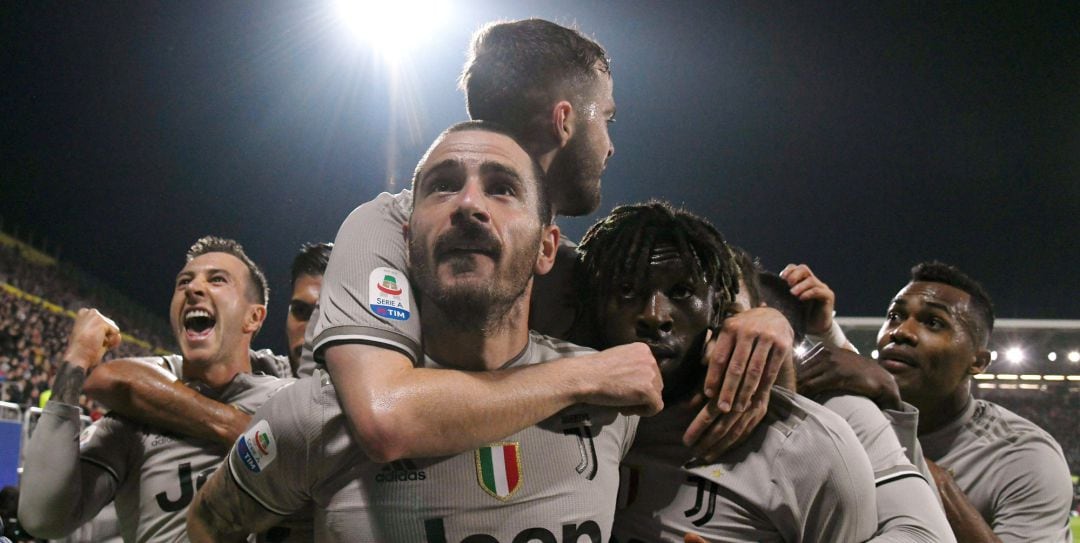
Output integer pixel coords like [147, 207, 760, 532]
[545, 131, 604, 217]
[409, 219, 540, 333]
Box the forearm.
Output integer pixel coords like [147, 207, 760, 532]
[327, 345, 586, 462]
[85, 360, 250, 446]
[936, 477, 1001, 543]
[18, 403, 111, 538]
[187, 464, 281, 542]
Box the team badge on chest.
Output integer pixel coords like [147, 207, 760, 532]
[368, 267, 411, 321]
[475, 442, 522, 500]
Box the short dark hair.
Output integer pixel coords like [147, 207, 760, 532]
[910, 261, 995, 347]
[730, 245, 763, 308]
[412, 120, 551, 224]
[460, 18, 610, 140]
[578, 201, 740, 327]
[290, 242, 333, 286]
[186, 236, 268, 306]
[757, 271, 807, 343]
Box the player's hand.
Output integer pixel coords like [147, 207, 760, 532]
[796, 346, 901, 410]
[684, 534, 708, 543]
[779, 263, 835, 336]
[63, 308, 122, 370]
[577, 343, 663, 416]
[699, 306, 791, 411]
[683, 386, 768, 460]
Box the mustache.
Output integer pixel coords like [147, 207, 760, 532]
[433, 221, 502, 260]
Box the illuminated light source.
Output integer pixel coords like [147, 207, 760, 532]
[972, 374, 994, 380]
[990, 350, 998, 361]
[995, 374, 1018, 380]
[1019, 374, 1041, 381]
[1067, 375, 1080, 382]
[1047, 352, 1057, 362]
[794, 345, 808, 358]
[1043, 375, 1065, 381]
[870, 350, 879, 359]
[335, 0, 449, 62]
[1068, 351, 1080, 363]
[1004, 347, 1024, 364]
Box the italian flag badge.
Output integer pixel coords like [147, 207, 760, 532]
[475, 442, 522, 500]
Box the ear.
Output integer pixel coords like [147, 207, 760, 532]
[534, 224, 560, 276]
[243, 304, 268, 335]
[550, 101, 574, 148]
[970, 348, 992, 375]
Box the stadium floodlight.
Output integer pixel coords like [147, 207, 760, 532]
[870, 350, 879, 359]
[794, 344, 808, 358]
[1068, 351, 1080, 363]
[990, 350, 998, 361]
[334, 0, 449, 62]
[1004, 347, 1024, 364]
[1047, 352, 1057, 362]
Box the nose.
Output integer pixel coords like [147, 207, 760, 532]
[635, 292, 673, 339]
[889, 317, 918, 346]
[450, 179, 491, 225]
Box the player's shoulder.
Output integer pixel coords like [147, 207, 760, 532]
[341, 189, 413, 225]
[526, 330, 595, 363]
[766, 387, 865, 457]
[819, 393, 891, 431]
[968, 399, 1067, 462]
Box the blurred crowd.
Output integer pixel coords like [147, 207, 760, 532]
[0, 241, 171, 419]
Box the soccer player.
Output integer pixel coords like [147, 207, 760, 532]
[81, 242, 332, 448]
[18, 237, 294, 542]
[875, 262, 1072, 542]
[310, 18, 794, 464]
[188, 121, 645, 541]
[583, 203, 954, 542]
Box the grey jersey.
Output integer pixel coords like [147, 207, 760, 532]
[19, 372, 292, 543]
[612, 386, 878, 543]
[920, 397, 1073, 542]
[307, 190, 419, 373]
[230, 332, 638, 542]
[821, 394, 954, 542]
[152, 349, 290, 379]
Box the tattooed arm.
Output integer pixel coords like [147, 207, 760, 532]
[18, 308, 123, 538]
[187, 457, 283, 542]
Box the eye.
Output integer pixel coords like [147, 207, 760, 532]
[489, 183, 516, 197]
[210, 275, 227, 284]
[617, 283, 636, 299]
[886, 310, 901, 322]
[926, 317, 946, 330]
[669, 284, 694, 300]
[176, 278, 191, 289]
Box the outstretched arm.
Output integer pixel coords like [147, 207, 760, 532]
[926, 460, 1001, 543]
[326, 341, 663, 463]
[780, 263, 857, 352]
[85, 358, 250, 446]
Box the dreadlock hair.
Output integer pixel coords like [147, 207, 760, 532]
[186, 236, 269, 306]
[910, 261, 995, 348]
[460, 18, 610, 142]
[577, 201, 740, 329]
[757, 271, 808, 344]
[290, 242, 333, 286]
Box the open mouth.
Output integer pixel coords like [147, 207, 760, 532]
[183, 308, 216, 340]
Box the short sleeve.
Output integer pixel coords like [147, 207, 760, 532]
[226, 378, 319, 516]
[310, 190, 421, 364]
[989, 437, 1073, 543]
[79, 413, 138, 484]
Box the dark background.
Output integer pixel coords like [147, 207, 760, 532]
[3, 1, 1078, 354]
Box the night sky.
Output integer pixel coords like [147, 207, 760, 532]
[3, 1, 1078, 354]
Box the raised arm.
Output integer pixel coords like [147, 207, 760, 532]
[326, 341, 662, 463]
[187, 464, 280, 543]
[780, 263, 857, 352]
[85, 358, 250, 446]
[18, 308, 122, 539]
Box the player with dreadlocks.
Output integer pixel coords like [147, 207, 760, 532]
[577, 201, 881, 541]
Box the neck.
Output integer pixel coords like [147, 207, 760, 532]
[420, 287, 533, 371]
[915, 385, 971, 436]
[182, 344, 252, 390]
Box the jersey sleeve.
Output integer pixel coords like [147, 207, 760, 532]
[310, 190, 421, 364]
[822, 395, 923, 484]
[226, 377, 317, 516]
[18, 402, 126, 538]
[769, 405, 878, 543]
[989, 434, 1073, 543]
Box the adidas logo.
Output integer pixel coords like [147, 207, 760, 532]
[375, 459, 427, 483]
